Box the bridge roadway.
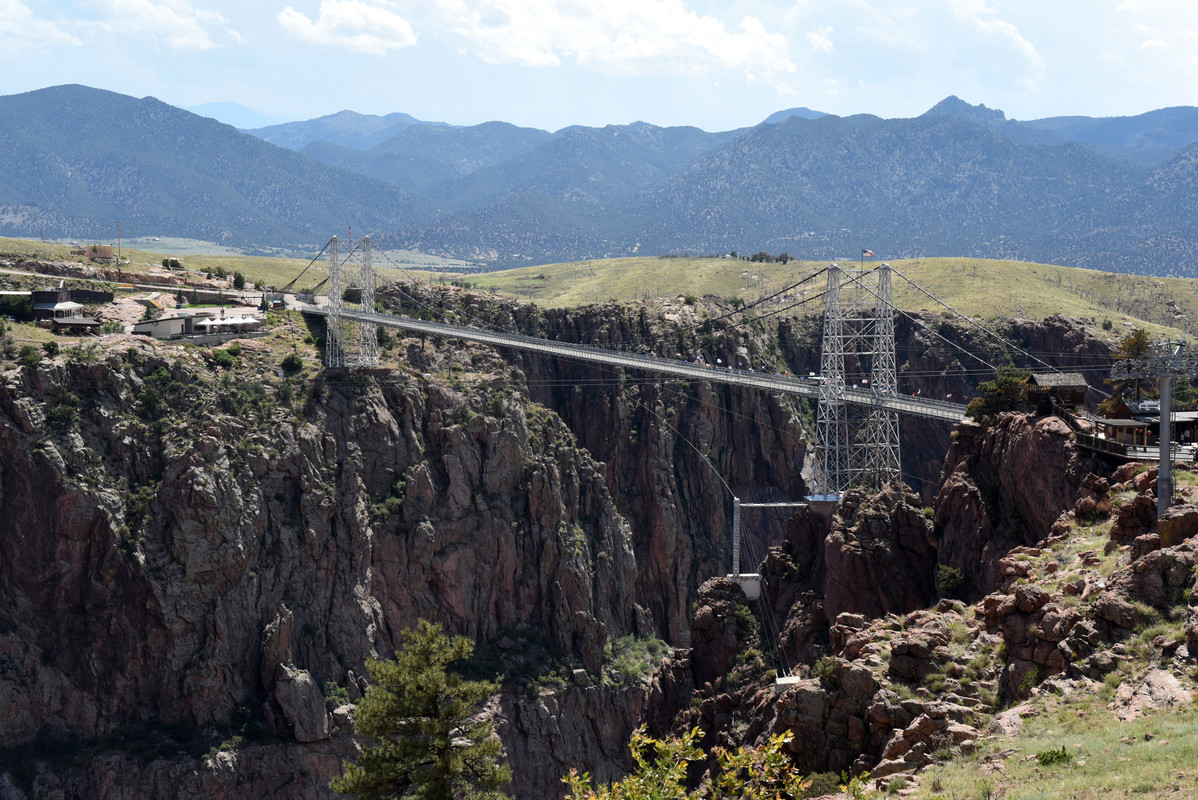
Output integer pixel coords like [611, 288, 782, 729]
[309, 305, 968, 423]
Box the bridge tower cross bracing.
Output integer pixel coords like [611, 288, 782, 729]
[324, 235, 379, 368]
[815, 263, 901, 497]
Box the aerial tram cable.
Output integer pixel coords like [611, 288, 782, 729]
[635, 397, 792, 680]
[706, 266, 831, 324]
[892, 270, 1059, 373]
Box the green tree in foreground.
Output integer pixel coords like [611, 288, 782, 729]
[331, 620, 510, 800]
[563, 726, 813, 800]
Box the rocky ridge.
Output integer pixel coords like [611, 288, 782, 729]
[645, 409, 1198, 794]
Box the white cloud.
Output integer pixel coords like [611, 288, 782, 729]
[105, 0, 241, 50]
[947, 0, 1045, 88]
[435, 0, 794, 82]
[804, 25, 833, 53]
[0, 0, 82, 57]
[278, 0, 417, 55]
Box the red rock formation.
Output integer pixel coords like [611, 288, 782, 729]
[823, 484, 937, 622]
[934, 414, 1105, 597]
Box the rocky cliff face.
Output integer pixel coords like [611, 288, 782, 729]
[389, 286, 814, 645]
[0, 330, 654, 798]
[934, 414, 1107, 599]
[0, 279, 820, 798]
[649, 408, 1198, 792]
[0, 276, 1124, 798]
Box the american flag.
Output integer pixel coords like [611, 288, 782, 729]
[862, 249, 875, 257]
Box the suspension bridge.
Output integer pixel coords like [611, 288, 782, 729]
[282, 237, 1021, 489]
[282, 235, 1102, 685]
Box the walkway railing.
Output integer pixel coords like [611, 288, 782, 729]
[1075, 432, 1197, 463]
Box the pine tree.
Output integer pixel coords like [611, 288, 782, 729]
[1111, 328, 1152, 402]
[331, 620, 510, 800]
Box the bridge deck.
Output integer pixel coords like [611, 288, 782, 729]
[307, 305, 967, 423]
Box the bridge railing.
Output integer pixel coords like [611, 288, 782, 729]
[313, 305, 968, 423]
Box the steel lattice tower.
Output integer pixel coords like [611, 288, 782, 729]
[816, 263, 901, 496]
[324, 235, 379, 368]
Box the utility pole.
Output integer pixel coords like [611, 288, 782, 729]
[1110, 339, 1198, 518]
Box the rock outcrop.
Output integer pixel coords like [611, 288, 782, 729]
[0, 330, 653, 797]
[0, 276, 1136, 798]
[934, 413, 1105, 598]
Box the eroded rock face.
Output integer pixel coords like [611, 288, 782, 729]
[823, 485, 937, 622]
[934, 414, 1104, 598]
[0, 340, 653, 797]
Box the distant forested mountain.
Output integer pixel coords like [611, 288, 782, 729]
[300, 121, 554, 197]
[246, 109, 430, 151]
[0, 85, 433, 249]
[3, 85, 1198, 275]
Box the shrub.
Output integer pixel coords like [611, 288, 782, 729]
[212, 349, 236, 369]
[1019, 664, 1043, 695]
[46, 403, 78, 432]
[813, 655, 839, 684]
[281, 353, 303, 375]
[804, 773, 842, 798]
[1037, 744, 1073, 766]
[964, 365, 1030, 422]
[938, 564, 965, 598]
[605, 635, 670, 685]
[18, 345, 40, 367]
[733, 603, 757, 634]
[42, 341, 60, 357]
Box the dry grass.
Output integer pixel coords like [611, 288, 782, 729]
[916, 699, 1198, 799]
[456, 256, 1197, 339]
[5, 236, 1195, 339]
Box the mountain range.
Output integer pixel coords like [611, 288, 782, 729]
[1, 84, 1197, 275]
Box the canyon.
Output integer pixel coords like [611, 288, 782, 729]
[4, 278, 1190, 799]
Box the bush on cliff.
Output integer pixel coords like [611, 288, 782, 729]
[964, 366, 1029, 422]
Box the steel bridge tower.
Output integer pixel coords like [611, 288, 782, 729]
[325, 235, 379, 368]
[815, 263, 901, 497]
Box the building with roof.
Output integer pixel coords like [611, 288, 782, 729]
[32, 285, 84, 321]
[131, 307, 265, 342]
[70, 244, 116, 262]
[31, 283, 102, 333]
[1027, 372, 1088, 410]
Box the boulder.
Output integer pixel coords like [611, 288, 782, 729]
[273, 665, 329, 743]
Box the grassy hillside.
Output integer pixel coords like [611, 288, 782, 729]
[5, 233, 1193, 341]
[461, 255, 1198, 338]
[0, 236, 472, 293]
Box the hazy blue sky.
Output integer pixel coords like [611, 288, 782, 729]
[4, 1, 1197, 131]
